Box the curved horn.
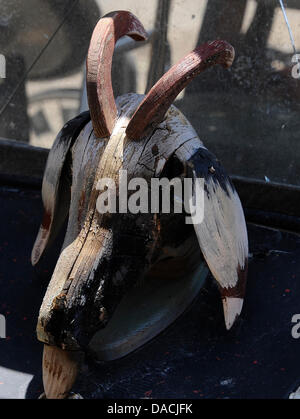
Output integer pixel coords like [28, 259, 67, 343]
[126, 40, 235, 140]
[86, 11, 147, 138]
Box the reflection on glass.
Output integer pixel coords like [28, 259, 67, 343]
[0, 0, 299, 186]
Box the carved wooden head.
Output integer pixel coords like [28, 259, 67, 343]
[32, 11, 248, 398]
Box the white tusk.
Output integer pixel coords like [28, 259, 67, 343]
[222, 297, 243, 330]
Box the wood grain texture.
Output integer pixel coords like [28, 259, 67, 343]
[126, 40, 234, 140]
[42, 344, 81, 399]
[36, 93, 205, 349]
[86, 11, 147, 138]
[33, 11, 249, 398]
[36, 95, 247, 345]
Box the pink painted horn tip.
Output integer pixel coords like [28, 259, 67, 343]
[204, 40, 235, 68]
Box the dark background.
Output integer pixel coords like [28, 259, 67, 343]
[0, 185, 299, 399]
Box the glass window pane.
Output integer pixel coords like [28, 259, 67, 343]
[0, 0, 299, 187]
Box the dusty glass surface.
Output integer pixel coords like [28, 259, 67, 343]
[0, 0, 299, 186]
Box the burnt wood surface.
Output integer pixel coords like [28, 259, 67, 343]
[0, 185, 299, 399]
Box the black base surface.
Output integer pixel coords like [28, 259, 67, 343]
[0, 185, 299, 399]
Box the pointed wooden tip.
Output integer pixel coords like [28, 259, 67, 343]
[42, 345, 81, 399]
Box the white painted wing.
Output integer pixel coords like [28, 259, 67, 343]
[186, 147, 248, 329]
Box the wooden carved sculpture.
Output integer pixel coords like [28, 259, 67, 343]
[32, 11, 248, 398]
